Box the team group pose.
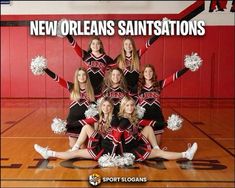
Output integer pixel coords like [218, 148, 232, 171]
[31, 33, 202, 166]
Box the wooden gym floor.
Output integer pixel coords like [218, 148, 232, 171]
[1, 98, 234, 187]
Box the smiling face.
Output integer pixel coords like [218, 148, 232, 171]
[77, 70, 87, 83]
[143, 67, 154, 81]
[123, 39, 133, 54]
[111, 69, 122, 85]
[90, 39, 101, 53]
[124, 100, 135, 115]
[101, 100, 112, 115]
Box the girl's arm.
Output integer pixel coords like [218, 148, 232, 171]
[138, 35, 160, 58]
[66, 34, 87, 60]
[44, 68, 73, 90]
[67, 116, 98, 130]
[159, 67, 189, 89]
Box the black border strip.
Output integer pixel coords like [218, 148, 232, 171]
[171, 107, 235, 157]
[181, 3, 204, 21]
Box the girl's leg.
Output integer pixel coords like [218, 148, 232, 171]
[147, 142, 198, 160]
[55, 149, 92, 160]
[34, 144, 92, 160]
[72, 124, 95, 151]
[155, 134, 161, 145]
[141, 126, 160, 149]
[148, 149, 182, 160]
[68, 136, 77, 148]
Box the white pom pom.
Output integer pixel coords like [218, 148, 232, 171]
[136, 105, 146, 119]
[98, 153, 135, 167]
[57, 19, 69, 38]
[96, 98, 103, 107]
[85, 104, 98, 118]
[184, 52, 202, 72]
[51, 117, 67, 134]
[162, 17, 171, 22]
[167, 114, 183, 131]
[30, 56, 47, 75]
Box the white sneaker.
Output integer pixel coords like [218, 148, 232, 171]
[34, 144, 50, 159]
[185, 142, 198, 160]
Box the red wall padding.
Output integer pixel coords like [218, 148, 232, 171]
[1, 26, 234, 98]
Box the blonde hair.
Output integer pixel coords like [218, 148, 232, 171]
[70, 67, 95, 101]
[103, 67, 127, 92]
[87, 36, 105, 54]
[118, 96, 139, 125]
[97, 97, 114, 132]
[117, 37, 140, 71]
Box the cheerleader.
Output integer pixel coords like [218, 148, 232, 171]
[66, 35, 115, 95]
[138, 51, 203, 144]
[113, 96, 198, 162]
[101, 67, 129, 115]
[34, 97, 122, 160]
[115, 35, 160, 95]
[30, 58, 95, 148]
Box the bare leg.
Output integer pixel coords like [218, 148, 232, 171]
[55, 149, 92, 160]
[147, 142, 198, 160]
[148, 149, 182, 160]
[68, 136, 77, 148]
[34, 144, 93, 160]
[141, 126, 159, 148]
[72, 124, 95, 150]
[155, 134, 161, 145]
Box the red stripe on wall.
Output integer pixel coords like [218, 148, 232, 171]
[1, 27, 11, 97]
[9, 27, 28, 97]
[28, 28, 46, 98]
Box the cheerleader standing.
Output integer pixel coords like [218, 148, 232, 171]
[115, 35, 160, 95]
[100, 67, 129, 115]
[138, 61, 197, 144]
[39, 66, 95, 148]
[66, 35, 115, 95]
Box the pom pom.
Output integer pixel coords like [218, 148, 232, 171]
[96, 97, 103, 107]
[162, 17, 172, 30]
[167, 114, 183, 131]
[85, 104, 98, 118]
[30, 56, 47, 75]
[184, 52, 202, 72]
[162, 17, 171, 22]
[51, 117, 67, 134]
[57, 19, 69, 38]
[98, 153, 135, 167]
[136, 105, 146, 119]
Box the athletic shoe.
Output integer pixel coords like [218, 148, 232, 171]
[34, 144, 50, 159]
[185, 142, 198, 160]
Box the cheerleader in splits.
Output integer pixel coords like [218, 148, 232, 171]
[31, 58, 95, 148]
[65, 34, 115, 95]
[34, 97, 122, 160]
[114, 96, 198, 162]
[138, 53, 202, 145]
